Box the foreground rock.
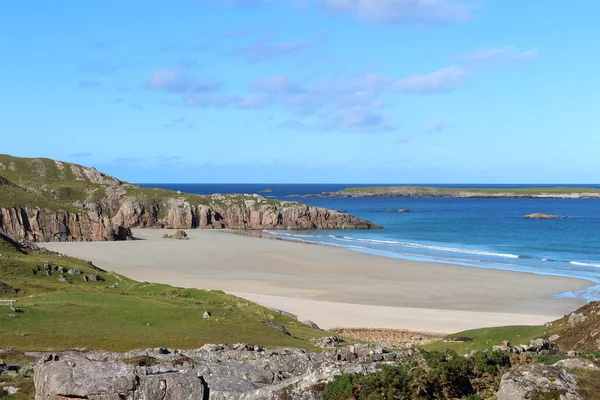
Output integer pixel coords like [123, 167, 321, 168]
[497, 364, 582, 400]
[162, 230, 189, 240]
[32, 344, 411, 400]
[524, 213, 562, 219]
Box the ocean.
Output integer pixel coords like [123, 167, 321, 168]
[140, 183, 600, 301]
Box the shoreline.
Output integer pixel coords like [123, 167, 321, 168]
[232, 229, 600, 302]
[43, 229, 593, 333]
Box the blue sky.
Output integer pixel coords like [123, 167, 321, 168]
[1, 0, 598, 183]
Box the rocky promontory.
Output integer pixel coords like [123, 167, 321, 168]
[0, 155, 380, 242]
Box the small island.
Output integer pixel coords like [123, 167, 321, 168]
[524, 213, 562, 219]
[259, 188, 275, 193]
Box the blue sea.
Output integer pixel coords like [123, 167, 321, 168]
[140, 183, 600, 301]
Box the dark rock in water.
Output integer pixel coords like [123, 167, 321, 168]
[385, 209, 412, 213]
[263, 320, 291, 336]
[524, 213, 561, 219]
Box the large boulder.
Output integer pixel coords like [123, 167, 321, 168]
[34, 353, 205, 400]
[496, 364, 582, 400]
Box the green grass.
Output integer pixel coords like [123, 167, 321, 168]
[422, 325, 548, 354]
[0, 236, 328, 352]
[339, 186, 600, 196]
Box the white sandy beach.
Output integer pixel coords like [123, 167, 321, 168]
[44, 229, 591, 333]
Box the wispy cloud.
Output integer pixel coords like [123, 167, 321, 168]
[324, 0, 472, 26]
[78, 59, 129, 75]
[235, 39, 310, 62]
[426, 118, 448, 133]
[147, 67, 222, 93]
[69, 152, 93, 158]
[398, 66, 466, 94]
[77, 80, 101, 88]
[463, 47, 538, 68]
[164, 117, 186, 127]
[219, 0, 474, 26]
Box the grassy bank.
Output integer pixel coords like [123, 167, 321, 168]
[0, 234, 327, 351]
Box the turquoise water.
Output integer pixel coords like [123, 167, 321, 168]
[141, 184, 600, 301]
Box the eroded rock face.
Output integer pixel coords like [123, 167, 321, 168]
[1, 193, 379, 243]
[496, 364, 582, 400]
[33, 344, 410, 400]
[0, 206, 128, 242]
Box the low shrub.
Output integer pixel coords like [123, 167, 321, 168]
[322, 350, 512, 400]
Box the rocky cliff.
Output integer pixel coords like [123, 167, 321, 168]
[0, 154, 380, 242]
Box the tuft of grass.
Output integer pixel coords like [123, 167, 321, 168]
[574, 369, 600, 400]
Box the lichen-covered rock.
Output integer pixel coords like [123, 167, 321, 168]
[496, 364, 582, 400]
[554, 357, 600, 371]
[34, 353, 205, 400]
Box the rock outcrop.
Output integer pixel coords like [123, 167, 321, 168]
[524, 213, 561, 219]
[497, 364, 582, 400]
[33, 344, 409, 400]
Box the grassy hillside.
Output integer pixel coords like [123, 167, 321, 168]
[0, 154, 122, 212]
[0, 154, 322, 215]
[0, 234, 327, 351]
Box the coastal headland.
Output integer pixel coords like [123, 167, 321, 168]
[44, 228, 591, 334]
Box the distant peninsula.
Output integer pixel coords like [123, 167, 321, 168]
[290, 186, 600, 199]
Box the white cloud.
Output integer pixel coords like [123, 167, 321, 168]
[398, 65, 466, 93]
